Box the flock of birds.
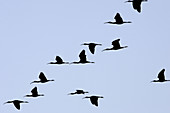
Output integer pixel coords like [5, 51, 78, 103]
[4, 0, 170, 111]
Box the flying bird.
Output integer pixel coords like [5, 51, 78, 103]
[71, 50, 94, 64]
[48, 56, 69, 64]
[4, 100, 28, 110]
[125, 0, 148, 13]
[24, 87, 44, 97]
[83, 96, 103, 107]
[104, 13, 132, 25]
[151, 69, 170, 82]
[68, 89, 89, 95]
[102, 39, 128, 51]
[81, 43, 102, 54]
[30, 72, 54, 84]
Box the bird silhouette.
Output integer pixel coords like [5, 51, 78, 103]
[81, 43, 102, 54]
[125, 0, 147, 13]
[24, 87, 44, 97]
[104, 13, 132, 25]
[151, 69, 170, 82]
[68, 89, 89, 95]
[102, 39, 128, 51]
[4, 100, 28, 110]
[30, 72, 54, 84]
[83, 96, 103, 107]
[48, 56, 69, 64]
[71, 50, 94, 64]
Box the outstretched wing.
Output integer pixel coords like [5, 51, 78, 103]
[79, 50, 87, 62]
[89, 44, 96, 54]
[13, 102, 20, 110]
[114, 13, 123, 23]
[133, 0, 142, 12]
[39, 72, 47, 81]
[90, 97, 98, 106]
[158, 69, 165, 81]
[31, 87, 38, 95]
[55, 56, 63, 63]
[112, 39, 121, 48]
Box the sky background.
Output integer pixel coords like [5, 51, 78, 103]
[0, 0, 170, 113]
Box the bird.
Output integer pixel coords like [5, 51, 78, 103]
[102, 39, 128, 51]
[68, 89, 89, 95]
[24, 87, 44, 97]
[48, 56, 69, 64]
[71, 49, 94, 64]
[30, 72, 54, 84]
[4, 100, 28, 110]
[104, 13, 132, 25]
[81, 43, 102, 54]
[151, 69, 170, 82]
[83, 96, 104, 107]
[125, 0, 147, 13]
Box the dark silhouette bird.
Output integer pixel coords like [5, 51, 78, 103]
[102, 39, 128, 51]
[104, 13, 132, 25]
[125, 0, 147, 13]
[151, 69, 170, 82]
[4, 100, 28, 110]
[48, 56, 69, 64]
[71, 50, 94, 64]
[30, 72, 54, 84]
[68, 89, 89, 95]
[83, 96, 104, 107]
[24, 87, 44, 97]
[81, 43, 102, 54]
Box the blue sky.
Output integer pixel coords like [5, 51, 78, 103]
[1, 0, 170, 113]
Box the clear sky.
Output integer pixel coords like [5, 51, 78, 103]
[1, 0, 170, 113]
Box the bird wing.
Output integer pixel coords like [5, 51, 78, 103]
[31, 87, 38, 95]
[112, 39, 121, 48]
[79, 50, 87, 62]
[114, 13, 123, 23]
[89, 44, 96, 54]
[55, 56, 63, 63]
[76, 90, 83, 93]
[133, 0, 141, 12]
[90, 97, 98, 106]
[158, 69, 165, 81]
[13, 102, 20, 110]
[39, 72, 48, 81]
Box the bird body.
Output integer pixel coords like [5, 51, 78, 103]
[4, 100, 28, 110]
[68, 89, 89, 95]
[30, 72, 54, 84]
[104, 13, 132, 25]
[151, 69, 170, 82]
[24, 87, 44, 97]
[83, 96, 103, 107]
[81, 43, 102, 54]
[48, 56, 69, 64]
[71, 50, 94, 64]
[102, 39, 128, 51]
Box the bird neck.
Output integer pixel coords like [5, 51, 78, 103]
[30, 81, 41, 84]
[47, 79, 54, 82]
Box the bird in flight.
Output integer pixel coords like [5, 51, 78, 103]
[81, 43, 102, 54]
[83, 96, 104, 107]
[30, 72, 54, 84]
[125, 0, 148, 13]
[48, 56, 69, 64]
[4, 100, 28, 110]
[71, 50, 94, 64]
[24, 87, 44, 97]
[68, 89, 89, 95]
[102, 39, 128, 51]
[104, 13, 132, 25]
[151, 69, 170, 82]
